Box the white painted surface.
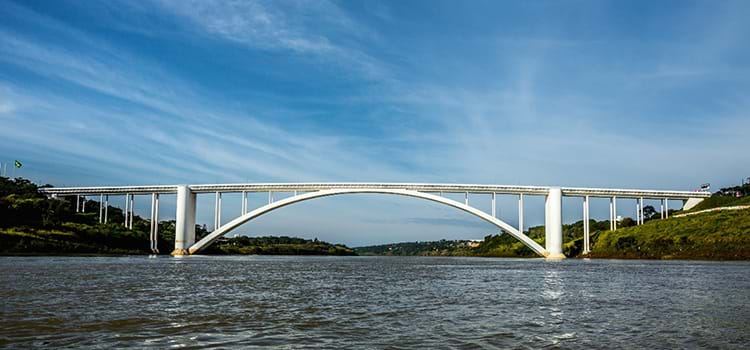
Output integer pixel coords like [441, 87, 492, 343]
[544, 188, 564, 259]
[173, 186, 196, 254]
[682, 197, 705, 211]
[188, 189, 550, 257]
[39, 182, 711, 200]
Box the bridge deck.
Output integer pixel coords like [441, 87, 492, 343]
[38, 183, 710, 199]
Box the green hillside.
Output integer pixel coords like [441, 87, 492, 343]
[357, 201, 750, 260]
[585, 208, 750, 259]
[683, 195, 750, 212]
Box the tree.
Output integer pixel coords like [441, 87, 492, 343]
[620, 217, 636, 228]
[643, 205, 658, 221]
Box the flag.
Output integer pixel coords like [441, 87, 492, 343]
[14, 160, 22, 168]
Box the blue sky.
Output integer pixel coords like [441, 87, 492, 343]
[1, 0, 749, 246]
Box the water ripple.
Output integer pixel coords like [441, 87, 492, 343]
[1, 256, 749, 349]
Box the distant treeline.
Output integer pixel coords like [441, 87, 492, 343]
[715, 182, 750, 197]
[355, 239, 477, 256]
[204, 236, 355, 255]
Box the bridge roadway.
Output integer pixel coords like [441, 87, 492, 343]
[39, 182, 709, 199]
[38, 183, 710, 259]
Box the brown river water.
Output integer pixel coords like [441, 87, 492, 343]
[1, 256, 749, 349]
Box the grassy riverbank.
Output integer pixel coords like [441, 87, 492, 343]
[584, 208, 750, 259]
[357, 202, 750, 260]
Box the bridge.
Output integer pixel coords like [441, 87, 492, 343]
[39, 183, 710, 259]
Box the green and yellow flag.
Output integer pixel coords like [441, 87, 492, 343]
[14, 160, 22, 168]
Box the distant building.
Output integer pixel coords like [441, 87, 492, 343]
[745, 177, 750, 186]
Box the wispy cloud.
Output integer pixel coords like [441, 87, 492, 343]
[0, 8, 411, 186]
[152, 0, 387, 79]
[0, 87, 16, 115]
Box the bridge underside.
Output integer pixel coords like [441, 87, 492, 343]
[176, 188, 564, 259]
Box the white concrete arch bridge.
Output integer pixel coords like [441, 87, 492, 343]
[39, 183, 710, 259]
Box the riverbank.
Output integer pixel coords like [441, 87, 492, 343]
[356, 208, 750, 260]
[582, 208, 750, 260]
[0, 226, 356, 256]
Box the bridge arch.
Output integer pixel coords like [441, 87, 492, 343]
[188, 189, 549, 257]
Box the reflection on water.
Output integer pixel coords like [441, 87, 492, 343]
[1, 256, 749, 349]
[541, 268, 566, 345]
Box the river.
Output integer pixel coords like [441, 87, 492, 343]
[1, 256, 748, 348]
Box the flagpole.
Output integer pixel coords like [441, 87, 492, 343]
[11, 160, 22, 178]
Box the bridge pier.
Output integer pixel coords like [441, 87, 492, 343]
[583, 195, 590, 254]
[518, 194, 524, 233]
[172, 185, 196, 256]
[545, 187, 565, 259]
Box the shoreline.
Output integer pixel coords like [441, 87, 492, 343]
[2, 253, 748, 261]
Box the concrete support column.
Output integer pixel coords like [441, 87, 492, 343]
[613, 196, 618, 230]
[583, 195, 590, 254]
[241, 191, 248, 215]
[172, 185, 196, 256]
[609, 197, 614, 230]
[124, 194, 130, 227]
[665, 198, 669, 218]
[128, 194, 134, 230]
[636, 201, 641, 225]
[214, 192, 222, 230]
[660, 199, 665, 219]
[76, 195, 80, 213]
[544, 187, 565, 259]
[518, 194, 524, 233]
[104, 195, 108, 223]
[491, 193, 496, 218]
[82, 196, 86, 213]
[99, 194, 104, 223]
[464, 192, 469, 206]
[150, 193, 159, 254]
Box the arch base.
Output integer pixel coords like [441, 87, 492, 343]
[544, 252, 566, 260]
[171, 249, 190, 256]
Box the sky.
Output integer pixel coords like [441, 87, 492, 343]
[1, 0, 749, 246]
